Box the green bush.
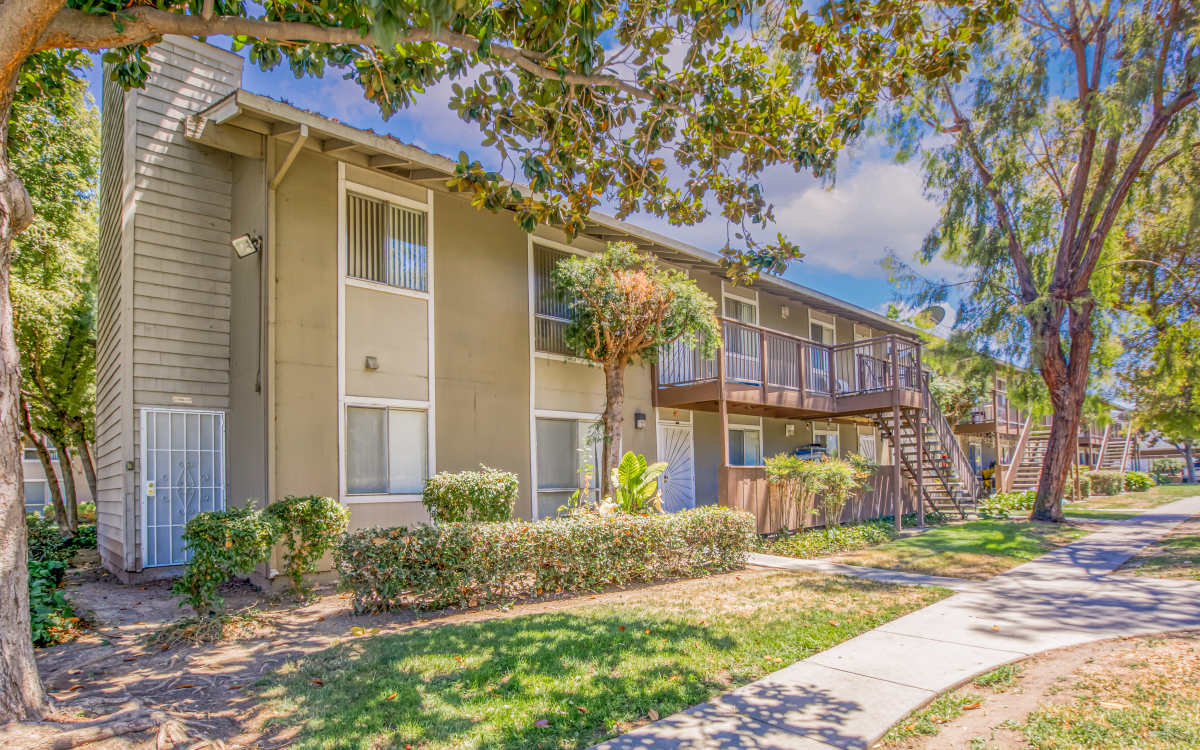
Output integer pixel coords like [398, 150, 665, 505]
[335, 506, 754, 613]
[422, 465, 518, 523]
[1124, 471, 1155, 492]
[26, 513, 69, 563]
[28, 559, 72, 646]
[976, 490, 1036, 519]
[263, 495, 350, 596]
[173, 507, 278, 616]
[1089, 470, 1125, 496]
[1068, 472, 1092, 502]
[1151, 458, 1183, 480]
[765, 453, 876, 528]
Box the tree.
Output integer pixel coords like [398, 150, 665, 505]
[10, 71, 98, 536]
[0, 0, 1002, 723]
[883, 1, 1199, 521]
[553, 244, 718, 499]
[1116, 136, 1200, 482]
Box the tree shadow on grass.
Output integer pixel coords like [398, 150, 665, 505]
[254, 611, 743, 749]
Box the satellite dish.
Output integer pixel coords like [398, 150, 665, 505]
[916, 304, 947, 326]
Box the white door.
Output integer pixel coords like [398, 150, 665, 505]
[657, 422, 696, 512]
[141, 409, 226, 567]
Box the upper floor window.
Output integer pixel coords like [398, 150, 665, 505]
[533, 244, 574, 355]
[346, 192, 427, 292]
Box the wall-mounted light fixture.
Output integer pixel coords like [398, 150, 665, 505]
[781, 305, 790, 320]
[231, 232, 262, 258]
[364, 356, 379, 370]
[785, 423, 795, 437]
[634, 410, 647, 430]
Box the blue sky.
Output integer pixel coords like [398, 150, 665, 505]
[83, 49, 949, 315]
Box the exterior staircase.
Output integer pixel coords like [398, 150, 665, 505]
[1009, 427, 1050, 491]
[1095, 423, 1132, 471]
[871, 376, 980, 519]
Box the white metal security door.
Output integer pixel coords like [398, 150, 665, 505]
[657, 422, 696, 512]
[141, 409, 226, 567]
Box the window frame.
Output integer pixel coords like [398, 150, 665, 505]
[531, 409, 602, 519]
[342, 397, 432, 502]
[342, 181, 431, 301]
[530, 239, 592, 362]
[727, 422, 764, 466]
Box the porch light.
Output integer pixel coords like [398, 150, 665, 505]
[634, 410, 646, 430]
[231, 232, 262, 258]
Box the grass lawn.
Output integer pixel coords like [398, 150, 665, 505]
[1118, 516, 1200, 581]
[1063, 508, 1141, 520]
[254, 571, 949, 749]
[1069, 483, 1200, 510]
[830, 520, 1091, 579]
[751, 513, 949, 559]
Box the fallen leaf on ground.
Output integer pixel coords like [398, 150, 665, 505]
[68, 685, 84, 692]
[311, 678, 324, 686]
[229, 685, 244, 690]
[963, 702, 982, 710]
[385, 692, 397, 701]
[576, 706, 588, 713]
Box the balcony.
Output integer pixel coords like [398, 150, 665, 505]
[957, 402, 1026, 437]
[653, 318, 924, 418]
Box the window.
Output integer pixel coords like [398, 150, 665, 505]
[857, 432, 877, 462]
[24, 481, 48, 514]
[345, 405, 428, 495]
[346, 192, 428, 292]
[535, 417, 600, 517]
[533, 244, 575, 355]
[22, 445, 57, 462]
[814, 427, 839, 459]
[724, 296, 757, 324]
[727, 426, 763, 466]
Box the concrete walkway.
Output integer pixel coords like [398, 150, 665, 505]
[596, 495, 1200, 750]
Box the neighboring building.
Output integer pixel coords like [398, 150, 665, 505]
[94, 38, 974, 582]
[22, 441, 94, 515]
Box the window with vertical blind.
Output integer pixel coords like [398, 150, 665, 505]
[535, 417, 600, 517]
[345, 405, 428, 495]
[533, 244, 574, 355]
[727, 426, 763, 466]
[346, 192, 428, 292]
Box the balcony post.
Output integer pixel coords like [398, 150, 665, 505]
[916, 345, 925, 528]
[798, 340, 806, 407]
[890, 336, 903, 532]
[718, 332, 730, 468]
[759, 329, 768, 401]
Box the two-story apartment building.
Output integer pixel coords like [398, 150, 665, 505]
[93, 38, 973, 581]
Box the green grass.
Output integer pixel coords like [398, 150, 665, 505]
[972, 663, 1021, 690]
[880, 691, 983, 745]
[255, 571, 949, 749]
[832, 520, 1090, 579]
[1119, 518, 1200, 581]
[1064, 508, 1141, 520]
[1071, 483, 1200, 510]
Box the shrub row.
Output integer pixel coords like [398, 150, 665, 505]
[1088, 470, 1125, 496]
[335, 505, 755, 613]
[976, 490, 1036, 519]
[1124, 471, 1155, 492]
[422, 465, 518, 523]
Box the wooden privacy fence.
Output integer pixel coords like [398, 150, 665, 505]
[719, 465, 917, 535]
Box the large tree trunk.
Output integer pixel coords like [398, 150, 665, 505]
[0, 114, 50, 720]
[50, 436, 78, 533]
[75, 428, 97, 500]
[600, 360, 625, 500]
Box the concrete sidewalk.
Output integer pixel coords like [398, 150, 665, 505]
[595, 495, 1200, 750]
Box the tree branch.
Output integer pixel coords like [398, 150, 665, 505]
[37, 7, 655, 101]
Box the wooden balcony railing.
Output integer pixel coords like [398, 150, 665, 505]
[656, 318, 922, 402]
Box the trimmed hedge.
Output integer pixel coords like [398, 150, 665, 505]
[422, 465, 518, 523]
[335, 506, 755, 613]
[1089, 470, 1124, 496]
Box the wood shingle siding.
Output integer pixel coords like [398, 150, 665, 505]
[95, 37, 244, 578]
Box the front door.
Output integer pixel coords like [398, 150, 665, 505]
[657, 421, 696, 512]
[141, 408, 226, 567]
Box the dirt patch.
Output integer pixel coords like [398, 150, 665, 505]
[883, 630, 1200, 749]
[7, 565, 790, 749]
[1115, 515, 1200, 581]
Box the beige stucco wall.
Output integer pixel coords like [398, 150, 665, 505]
[432, 192, 532, 514]
[344, 285, 429, 400]
[271, 149, 339, 502]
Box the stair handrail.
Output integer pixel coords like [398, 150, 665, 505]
[920, 373, 979, 501]
[1002, 415, 1035, 492]
[1119, 423, 1134, 472]
[1094, 424, 1110, 470]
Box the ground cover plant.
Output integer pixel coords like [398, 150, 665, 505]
[1123, 470, 1155, 492]
[336, 506, 754, 612]
[753, 512, 948, 559]
[831, 520, 1091, 579]
[256, 570, 950, 749]
[976, 490, 1035, 519]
